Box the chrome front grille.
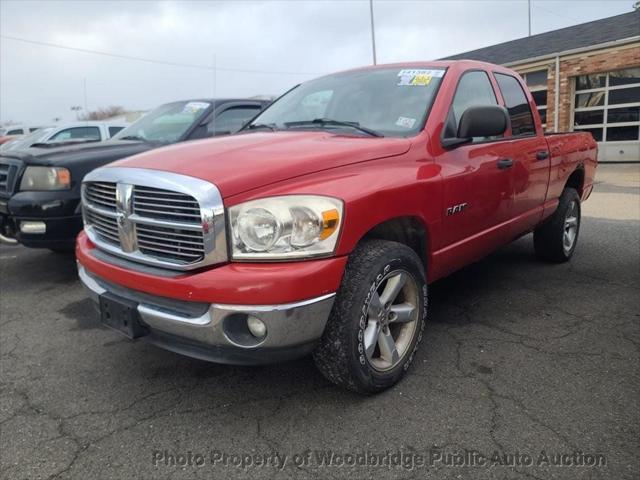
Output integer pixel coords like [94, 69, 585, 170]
[82, 167, 227, 271]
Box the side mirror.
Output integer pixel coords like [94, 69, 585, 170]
[442, 105, 509, 148]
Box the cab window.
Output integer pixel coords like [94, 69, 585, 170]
[108, 126, 124, 137]
[209, 106, 263, 135]
[444, 70, 500, 141]
[50, 126, 101, 141]
[494, 73, 536, 136]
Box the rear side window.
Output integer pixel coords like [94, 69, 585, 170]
[444, 70, 498, 140]
[50, 126, 101, 141]
[495, 73, 536, 136]
[108, 126, 124, 137]
[209, 106, 263, 135]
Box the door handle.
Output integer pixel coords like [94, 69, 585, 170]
[497, 158, 514, 169]
[536, 150, 549, 160]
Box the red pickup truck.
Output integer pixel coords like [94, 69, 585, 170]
[76, 60, 597, 393]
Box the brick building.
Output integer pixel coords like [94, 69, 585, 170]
[444, 11, 640, 162]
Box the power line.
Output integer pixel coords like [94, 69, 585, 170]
[535, 4, 581, 24]
[0, 34, 322, 76]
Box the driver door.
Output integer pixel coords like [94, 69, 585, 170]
[436, 70, 515, 268]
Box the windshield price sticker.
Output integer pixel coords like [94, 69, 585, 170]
[183, 102, 211, 114]
[396, 116, 417, 129]
[397, 69, 444, 86]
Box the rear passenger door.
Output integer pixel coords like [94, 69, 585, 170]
[493, 73, 550, 234]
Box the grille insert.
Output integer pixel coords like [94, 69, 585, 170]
[133, 186, 201, 223]
[0, 160, 19, 196]
[84, 182, 117, 211]
[84, 209, 120, 244]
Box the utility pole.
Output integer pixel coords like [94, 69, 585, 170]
[528, 0, 532, 36]
[212, 53, 217, 133]
[212, 53, 217, 99]
[369, 0, 377, 65]
[83, 78, 88, 121]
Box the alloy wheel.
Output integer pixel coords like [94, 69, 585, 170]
[363, 269, 420, 371]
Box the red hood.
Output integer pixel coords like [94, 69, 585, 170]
[109, 131, 411, 198]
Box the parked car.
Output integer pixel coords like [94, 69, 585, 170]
[0, 125, 35, 136]
[0, 122, 128, 152]
[0, 125, 34, 145]
[0, 98, 269, 249]
[76, 61, 597, 393]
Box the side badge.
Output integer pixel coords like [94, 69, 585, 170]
[446, 203, 468, 216]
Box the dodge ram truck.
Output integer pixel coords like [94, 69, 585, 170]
[76, 60, 597, 393]
[0, 98, 269, 250]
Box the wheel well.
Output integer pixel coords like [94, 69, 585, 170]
[565, 166, 585, 197]
[361, 217, 428, 266]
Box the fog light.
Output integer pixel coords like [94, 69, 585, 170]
[20, 221, 46, 234]
[247, 316, 267, 338]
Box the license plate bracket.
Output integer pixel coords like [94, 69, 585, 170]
[99, 293, 147, 339]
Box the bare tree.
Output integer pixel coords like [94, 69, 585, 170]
[79, 106, 127, 121]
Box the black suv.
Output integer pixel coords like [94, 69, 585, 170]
[0, 98, 268, 251]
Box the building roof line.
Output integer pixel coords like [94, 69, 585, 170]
[441, 10, 639, 65]
[502, 35, 640, 68]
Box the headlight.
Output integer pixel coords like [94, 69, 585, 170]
[20, 167, 71, 191]
[229, 195, 343, 260]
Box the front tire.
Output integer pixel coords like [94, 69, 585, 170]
[534, 187, 581, 262]
[313, 240, 427, 394]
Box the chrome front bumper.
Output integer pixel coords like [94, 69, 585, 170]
[78, 265, 335, 364]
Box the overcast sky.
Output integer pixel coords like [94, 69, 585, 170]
[0, 0, 635, 125]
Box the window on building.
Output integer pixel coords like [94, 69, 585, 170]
[522, 69, 548, 130]
[495, 73, 536, 137]
[573, 68, 640, 144]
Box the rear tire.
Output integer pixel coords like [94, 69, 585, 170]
[313, 240, 427, 394]
[534, 188, 581, 262]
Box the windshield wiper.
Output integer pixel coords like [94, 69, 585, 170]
[284, 118, 383, 137]
[119, 135, 146, 141]
[243, 123, 278, 132]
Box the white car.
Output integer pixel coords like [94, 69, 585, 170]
[0, 122, 128, 151]
[0, 125, 41, 136]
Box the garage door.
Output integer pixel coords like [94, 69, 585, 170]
[572, 67, 640, 162]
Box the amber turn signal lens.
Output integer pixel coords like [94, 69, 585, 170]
[320, 209, 340, 240]
[57, 168, 71, 187]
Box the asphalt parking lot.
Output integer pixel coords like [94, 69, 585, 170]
[1, 164, 638, 480]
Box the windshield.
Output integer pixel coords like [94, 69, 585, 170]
[114, 101, 211, 143]
[0, 127, 55, 151]
[248, 67, 446, 137]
